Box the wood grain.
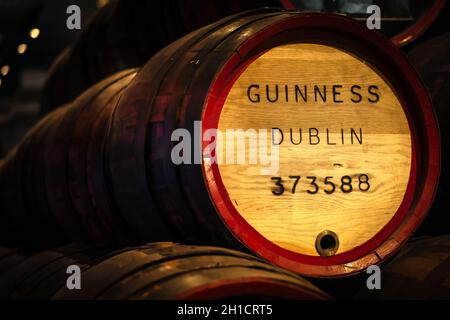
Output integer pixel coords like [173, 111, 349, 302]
[214, 43, 412, 256]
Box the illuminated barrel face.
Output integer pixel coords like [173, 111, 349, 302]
[213, 43, 412, 257]
[199, 25, 439, 276]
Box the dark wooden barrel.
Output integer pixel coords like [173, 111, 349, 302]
[407, 32, 450, 236]
[0, 244, 113, 300]
[41, 0, 282, 113]
[0, 69, 139, 245]
[356, 235, 450, 299]
[0, 11, 439, 277]
[0, 243, 329, 300]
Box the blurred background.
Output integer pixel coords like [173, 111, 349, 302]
[0, 0, 98, 155]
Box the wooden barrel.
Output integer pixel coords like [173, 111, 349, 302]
[407, 33, 450, 236]
[0, 243, 329, 300]
[0, 69, 139, 245]
[356, 235, 450, 299]
[0, 244, 113, 300]
[41, 0, 282, 113]
[0, 11, 439, 277]
[108, 11, 439, 277]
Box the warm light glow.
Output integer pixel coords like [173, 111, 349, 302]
[17, 43, 27, 54]
[1, 65, 9, 76]
[96, 0, 109, 8]
[29, 28, 40, 39]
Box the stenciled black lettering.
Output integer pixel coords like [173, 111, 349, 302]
[368, 85, 380, 103]
[295, 85, 307, 103]
[266, 84, 279, 103]
[326, 129, 336, 145]
[309, 128, 320, 145]
[247, 84, 260, 103]
[350, 85, 362, 103]
[314, 85, 327, 103]
[290, 128, 302, 145]
[351, 128, 363, 145]
[271, 128, 284, 145]
[333, 85, 343, 103]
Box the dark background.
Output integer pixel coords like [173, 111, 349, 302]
[0, 0, 98, 155]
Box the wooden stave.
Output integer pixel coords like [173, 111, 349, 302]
[28, 108, 69, 243]
[67, 86, 115, 242]
[44, 101, 96, 243]
[66, 70, 138, 243]
[85, 79, 137, 245]
[43, 71, 139, 244]
[356, 235, 450, 299]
